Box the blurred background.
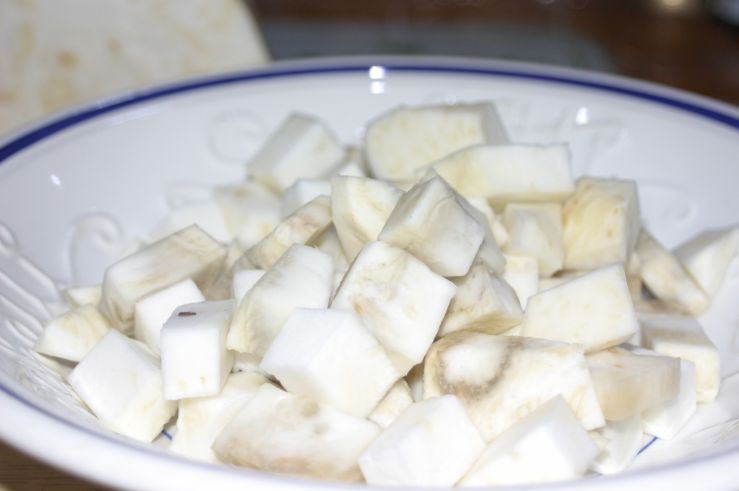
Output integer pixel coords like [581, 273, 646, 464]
[254, 0, 739, 104]
[1, 0, 737, 138]
[0, 0, 737, 489]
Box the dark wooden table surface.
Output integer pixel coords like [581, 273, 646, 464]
[1, 1, 736, 490]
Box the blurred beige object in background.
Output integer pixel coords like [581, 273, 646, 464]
[0, 0, 269, 136]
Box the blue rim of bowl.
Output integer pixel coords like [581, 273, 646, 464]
[0, 58, 737, 487]
[0, 59, 738, 164]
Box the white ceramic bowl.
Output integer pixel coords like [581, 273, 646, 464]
[1, 57, 738, 490]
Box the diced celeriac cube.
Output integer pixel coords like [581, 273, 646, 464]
[62, 284, 101, 307]
[642, 359, 697, 440]
[587, 347, 680, 421]
[379, 176, 485, 277]
[170, 371, 269, 463]
[34, 305, 111, 362]
[261, 308, 400, 418]
[428, 143, 574, 204]
[214, 182, 281, 249]
[460, 396, 598, 486]
[674, 226, 739, 297]
[520, 264, 639, 352]
[640, 314, 720, 403]
[439, 260, 522, 337]
[563, 177, 640, 270]
[246, 195, 332, 269]
[281, 178, 332, 217]
[68, 330, 176, 442]
[637, 230, 710, 315]
[589, 415, 644, 475]
[98, 225, 226, 333]
[424, 332, 604, 440]
[133, 278, 205, 355]
[365, 102, 508, 182]
[248, 113, 344, 193]
[227, 245, 334, 357]
[160, 301, 234, 400]
[369, 379, 414, 429]
[331, 176, 403, 261]
[503, 203, 563, 277]
[213, 384, 379, 482]
[502, 254, 538, 309]
[154, 201, 232, 243]
[358, 395, 485, 487]
[332, 241, 456, 373]
[231, 269, 265, 304]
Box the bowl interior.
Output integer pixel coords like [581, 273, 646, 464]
[1, 59, 739, 490]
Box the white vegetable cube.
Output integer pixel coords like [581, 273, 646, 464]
[424, 332, 604, 441]
[414, 167, 506, 273]
[675, 226, 739, 297]
[369, 379, 414, 429]
[248, 113, 344, 193]
[161, 301, 234, 400]
[68, 330, 176, 442]
[331, 176, 403, 261]
[62, 284, 101, 307]
[589, 415, 644, 475]
[379, 176, 485, 277]
[642, 359, 697, 440]
[214, 182, 281, 249]
[170, 372, 268, 463]
[429, 143, 574, 204]
[502, 254, 539, 309]
[637, 230, 710, 316]
[332, 241, 456, 372]
[133, 278, 205, 355]
[231, 269, 265, 303]
[439, 260, 522, 336]
[641, 314, 720, 403]
[460, 396, 598, 486]
[34, 305, 111, 362]
[520, 264, 639, 352]
[365, 102, 508, 182]
[587, 347, 680, 421]
[358, 395, 485, 487]
[563, 177, 640, 270]
[504, 203, 564, 277]
[261, 308, 400, 417]
[154, 201, 232, 243]
[213, 384, 380, 482]
[228, 245, 334, 357]
[246, 195, 332, 269]
[99, 225, 226, 333]
[281, 178, 331, 217]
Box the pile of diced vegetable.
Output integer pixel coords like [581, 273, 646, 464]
[34, 102, 735, 486]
